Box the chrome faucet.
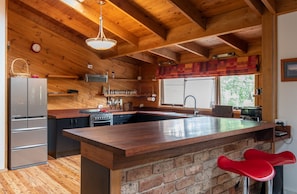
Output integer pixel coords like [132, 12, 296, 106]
[184, 95, 199, 116]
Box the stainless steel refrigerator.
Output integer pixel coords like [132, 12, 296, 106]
[9, 77, 48, 170]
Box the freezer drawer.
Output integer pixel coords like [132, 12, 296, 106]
[11, 117, 47, 130]
[11, 128, 47, 148]
[10, 145, 47, 169]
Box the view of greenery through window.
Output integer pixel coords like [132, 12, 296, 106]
[220, 75, 255, 108]
[161, 75, 255, 109]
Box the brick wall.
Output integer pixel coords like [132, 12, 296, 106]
[121, 138, 272, 194]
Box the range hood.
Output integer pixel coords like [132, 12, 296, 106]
[85, 74, 108, 83]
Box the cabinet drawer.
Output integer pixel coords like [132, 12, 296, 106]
[10, 145, 47, 169]
[11, 128, 47, 148]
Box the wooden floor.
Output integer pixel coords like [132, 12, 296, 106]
[0, 155, 80, 194]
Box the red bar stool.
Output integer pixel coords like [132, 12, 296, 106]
[217, 156, 275, 194]
[244, 149, 296, 193]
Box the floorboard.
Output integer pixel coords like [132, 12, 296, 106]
[0, 155, 80, 194]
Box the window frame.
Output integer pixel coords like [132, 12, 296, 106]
[160, 74, 259, 109]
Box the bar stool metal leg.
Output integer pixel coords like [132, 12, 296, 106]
[243, 176, 249, 194]
[267, 179, 273, 194]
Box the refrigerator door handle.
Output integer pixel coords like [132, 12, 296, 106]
[12, 143, 47, 150]
[11, 118, 28, 121]
[11, 126, 46, 132]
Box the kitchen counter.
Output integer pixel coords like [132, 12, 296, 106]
[48, 109, 193, 119]
[64, 116, 274, 167]
[63, 116, 275, 194]
[48, 109, 90, 119]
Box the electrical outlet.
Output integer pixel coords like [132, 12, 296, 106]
[87, 64, 93, 69]
[275, 119, 287, 126]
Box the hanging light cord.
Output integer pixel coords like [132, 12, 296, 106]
[97, 1, 106, 40]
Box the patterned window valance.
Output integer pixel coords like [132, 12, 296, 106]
[156, 55, 259, 79]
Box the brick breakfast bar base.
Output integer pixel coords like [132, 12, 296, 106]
[120, 138, 270, 193]
[64, 116, 275, 194]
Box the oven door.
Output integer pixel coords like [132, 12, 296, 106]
[91, 120, 113, 127]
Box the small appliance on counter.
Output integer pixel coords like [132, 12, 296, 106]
[240, 106, 262, 122]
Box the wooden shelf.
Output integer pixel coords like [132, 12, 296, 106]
[47, 74, 79, 79]
[274, 125, 291, 142]
[48, 93, 78, 97]
[109, 78, 138, 82]
[103, 94, 149, 97]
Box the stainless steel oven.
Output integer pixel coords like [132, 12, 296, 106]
[89, 113, 113, 127]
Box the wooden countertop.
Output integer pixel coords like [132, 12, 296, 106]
[48, 109, 90, 119]
[64, 117, 275, 158]
[48, 109, 191, 119]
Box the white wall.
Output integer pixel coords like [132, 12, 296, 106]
[277, 11, 297, 194]
[0, 0, 7, 170]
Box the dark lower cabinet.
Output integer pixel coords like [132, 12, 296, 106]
[48, 117, 89, 158]
[113, 114, 134, 125]
[113, 113, 180, 125]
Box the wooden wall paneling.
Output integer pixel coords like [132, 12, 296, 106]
[7, 1, 141, 110]
[133, 63, 159, 108]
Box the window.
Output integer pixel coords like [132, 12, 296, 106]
[219, 75, 255, 108]
[161, 77, 216, 109]
[161, 74, 255, 109]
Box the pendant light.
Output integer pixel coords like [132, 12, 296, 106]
[86, 1, 117, 50]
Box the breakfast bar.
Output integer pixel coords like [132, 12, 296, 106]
[63, 116, 275, 194]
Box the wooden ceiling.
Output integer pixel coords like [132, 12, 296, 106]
[17, 0, 297, 65]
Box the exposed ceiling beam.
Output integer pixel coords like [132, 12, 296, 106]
[149, 48, 180, 62]
[107, 0, 167, 40]
[19, 0, 139, 46]
[261, 0, 276, 14]
[167, 0, 206, 29]
[128, 53, 157, 64]
[218, 34, 248, 53]
[176, 42, 209, 58]
[276, 0, 297, 14]
[244, 0, 264, 15]
[104, 7, 260, 59]
[19, 0, 93, 38]
[60, 0, 139, 46]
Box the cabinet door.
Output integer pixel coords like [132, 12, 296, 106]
[75, 117, 89, 128]
[56, 118, 80, 157]
[113, 114, 133, 125]
[48, 117, 57, 157]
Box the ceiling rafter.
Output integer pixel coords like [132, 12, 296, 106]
[60, 0, 139, 46]
[244, 0, 264, 15]
[261, 0, 276, 14]
[149, 48, 180, 62]
[107, 0, 167, 40]
[19, 0, 139, 46]
[276, 0, 297, 14]
[176, 42, 209, 58]
[218, 34, 248, 53]
[103, 7, 260, 59]
[18, 0, 93, 38]
[128, 53, 157, 64]
[167, 0, 206, 29]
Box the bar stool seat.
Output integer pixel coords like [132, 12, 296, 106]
[244, 149, 296, 194]
[244, 149, 296, 166]
[217, 156, 275, 194]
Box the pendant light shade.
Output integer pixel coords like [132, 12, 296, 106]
[86, 1, 117, 50]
